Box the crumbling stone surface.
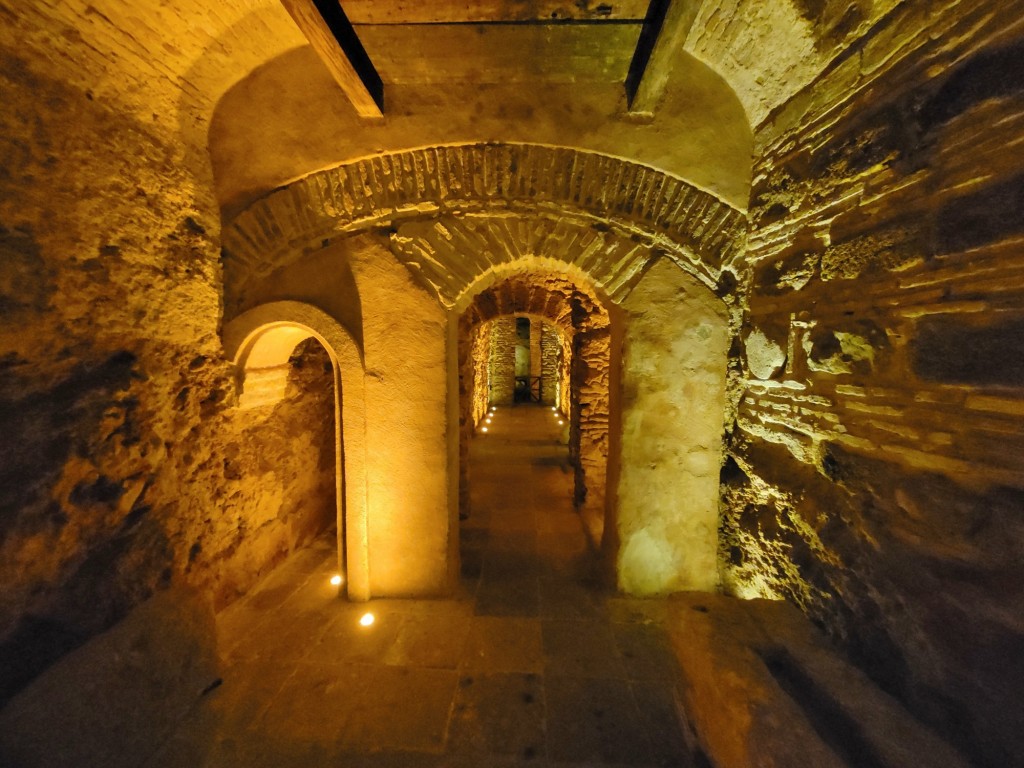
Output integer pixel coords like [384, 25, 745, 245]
[0, 26, 337, 698]
[488, 318, 518, 406]
[540, 322, 564, 408]
[728, 5, 1024, 764]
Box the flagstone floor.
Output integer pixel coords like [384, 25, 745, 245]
[150, 403, 694, 767]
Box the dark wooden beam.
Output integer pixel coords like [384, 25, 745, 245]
[625, 0, 701, 113]
[281, 0, 384, 118]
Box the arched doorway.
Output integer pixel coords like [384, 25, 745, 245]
[223, 302, 369, 600]
[457, 271, 613, 548]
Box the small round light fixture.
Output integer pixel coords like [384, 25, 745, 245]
[359, 612, 375, 627]
[481, 426, 489, 433]
[551, 406, 557, 411]
[330, 574, 343, 586]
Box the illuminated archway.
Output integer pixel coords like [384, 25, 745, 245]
[458, 269, 614, 546]
[223, 301, 369, 600]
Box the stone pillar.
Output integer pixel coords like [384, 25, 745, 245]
[616, 259, 729, 595]
[529, 318, 543, 400]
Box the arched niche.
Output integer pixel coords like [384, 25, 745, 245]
[223, 301, 369, 601]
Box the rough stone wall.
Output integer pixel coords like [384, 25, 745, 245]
[489, 318, 517, 406]
[470, 323, 491, 427]
[528, 319, 543, 398]
[181, 340, 337, 609]
[0, 14, 339, 704]
[540, 322, 562, 407]
[571, 327, 612, 544]
[458, 319, 493, 518]
[726, 4, 1024, 765]
[558, 330, 573, 417]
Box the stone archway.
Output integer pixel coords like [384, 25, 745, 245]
[223, 301, 370, 600]
[458, 269, 613, 547]
[218, 146, 745, 597]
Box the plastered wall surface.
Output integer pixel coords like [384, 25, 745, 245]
[343, 238, 452, 596]
[616, 259, 730, 594]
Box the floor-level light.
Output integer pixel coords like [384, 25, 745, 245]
[330, 574, 343, 586]
[359, 612, 375, 627]
[481, 426, 489, 432]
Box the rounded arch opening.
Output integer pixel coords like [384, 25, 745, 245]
[223, 302, 369, 601]
[457, 268, 615, 551]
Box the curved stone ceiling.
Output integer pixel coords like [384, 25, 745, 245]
[10, 0, 899, 201]
[208, 43, 753, 214]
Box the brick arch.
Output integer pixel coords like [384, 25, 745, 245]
[460, 270, 609, 332]
[221, 143, 748, 298]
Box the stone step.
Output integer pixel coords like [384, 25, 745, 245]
[666, 593, 972, 768]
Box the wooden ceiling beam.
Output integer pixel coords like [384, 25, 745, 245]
[280, 0, 384, 118]
[625, 0, 701, 113]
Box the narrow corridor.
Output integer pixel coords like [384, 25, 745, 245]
[152, 404, 692, 767]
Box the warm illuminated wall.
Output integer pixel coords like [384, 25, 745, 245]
[197, 340, 337, 602]
[483, 315, 562, 407]
[540, 323, 564, 409]
[0, 5, 315, 703]
[615, 259, 730, 594]
[208, 41, 752, 218]
[469, 322, 491, 428]
[237, 236, 454, 597]
[724, 5, 1024, 764]
[488, 318, 517, 406]
[18, 10, 1023, 765]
